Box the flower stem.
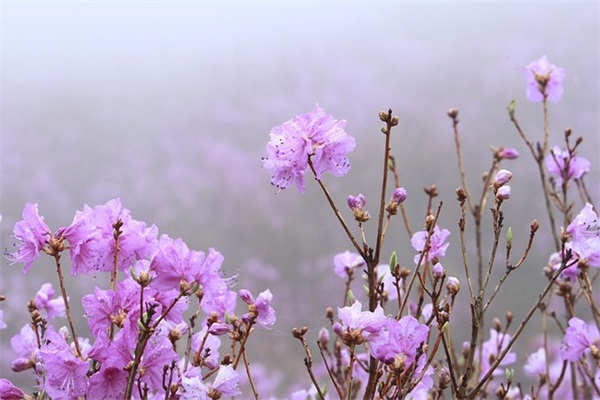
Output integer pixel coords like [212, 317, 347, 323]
[53, 253, 82, 358]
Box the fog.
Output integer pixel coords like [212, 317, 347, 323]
[1, 2, 598, 396]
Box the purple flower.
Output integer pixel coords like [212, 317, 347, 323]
[376, 264, 401, 301]
[386, 187, 408, 215]
[407, 356, 435, 398]
[560, 317, 600, 362]
[496, 147, 519, 160]
[208, 323, 231, 336]
[149, 235, 203, 291]
[240, 289, 277, 329]
[411, 225, 451, 264]
[255, 289, 277, 329]
[524, 347, 546, 377]
[333, 250, 365, 278]
[370, 315, 429, 367]
[0, 379, 25, 400]
[391, 187, 408, 204]
[210, 364, 242, 397]
[138, 334, 178, 392]
[87, 358, 128, 400]
[493, 169, 512, 188]
[262, 105, 355, 193]
[332, 301, 386, 346]
[496, 185, 511, 200]
[58, 199, 158, 275]
[82, 286, 118, 339]
[545, 146, 590, 187]
[35, 283, 66, 320]
[432, 263, 445, 279]
[347, 193, 371, 222]
[181, 368, 208, 400]
[39, 327, 89, 399]
[191, 327, 222, 369]
[6, 203, 50, 273]
[525, 56, 565, 103]
[478, 329, 516, 378]
[10, 324, 38, 372]
[566, 202, 600, 263]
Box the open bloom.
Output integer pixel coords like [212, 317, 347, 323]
[545, 146, 590, 188]
[332, 301, 386, 346]
[560, 317, 600, 362]
[333, 251, 365, 278]
[478, 329, 516, 378]
[58, 199, 158, 275]
[262, 105, 355, 193]
[411, 225, 450, 264]
[566, 202, 600, 264]
[525, 56, 565, 102]
[370, 316, 429, 368]
[6, 203, 50, 273]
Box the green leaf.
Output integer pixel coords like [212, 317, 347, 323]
[508, 99, 516, 119]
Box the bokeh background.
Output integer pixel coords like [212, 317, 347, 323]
[1, 1, 598, 397]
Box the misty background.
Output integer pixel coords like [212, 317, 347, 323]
[1, 1, 598, 396]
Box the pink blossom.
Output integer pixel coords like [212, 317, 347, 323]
[545, 146, 590, 187]
[333, 250, 365, 278]
[39, 327, 89, 399]
[478, 329, 516, 378]
[411, 225, 451, 264]
[58, 199, 158, 275]
[560, 317, 600, 362]
[333, 301, 386, 345]
[262, 105, 355, 193]
[210, 364, 241, 397]
[566, 202, 600, 264]
[0, 379, 25, 400]
[525, 56, 565, 102]
[35, 283, 66, 320]
[370, 315, 429, 367]
[255, 289, 277, 329]
[6, 203, 50, 273]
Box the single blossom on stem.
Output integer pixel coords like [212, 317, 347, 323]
[6, 203, 50, 273]
[370, 315, 429, 368]
[333, 250, 365, 278]
[411, 225, 451, 264]
[525, 55, 565, 103]
[262, 105, 356, 193]
[560, 317, 600, 362]
[566, 202, 600, 264]
[332, 301, 386, 346]
[545, 146, 590, 188]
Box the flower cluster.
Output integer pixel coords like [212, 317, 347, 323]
[3, 198, 275, 399]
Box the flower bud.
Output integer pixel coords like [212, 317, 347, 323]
[496, 147, 519, 160]
[447, 108, 459, 119]
[208, 323, 231, 336]
[493, 169, 513, 188]
[496, 185, 511, 200]
[318, 327, 329, 346]
[386, 187, 408, 215]
[432, 263, 445, 279]
[348, 194, 370, 222]
[446, 277, 460, 294]
[239, 289, 255, 305]
[391, 187, 407, 204]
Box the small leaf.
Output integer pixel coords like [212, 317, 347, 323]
[508, 99, 516, 119]
[389, 251, 398, 269]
